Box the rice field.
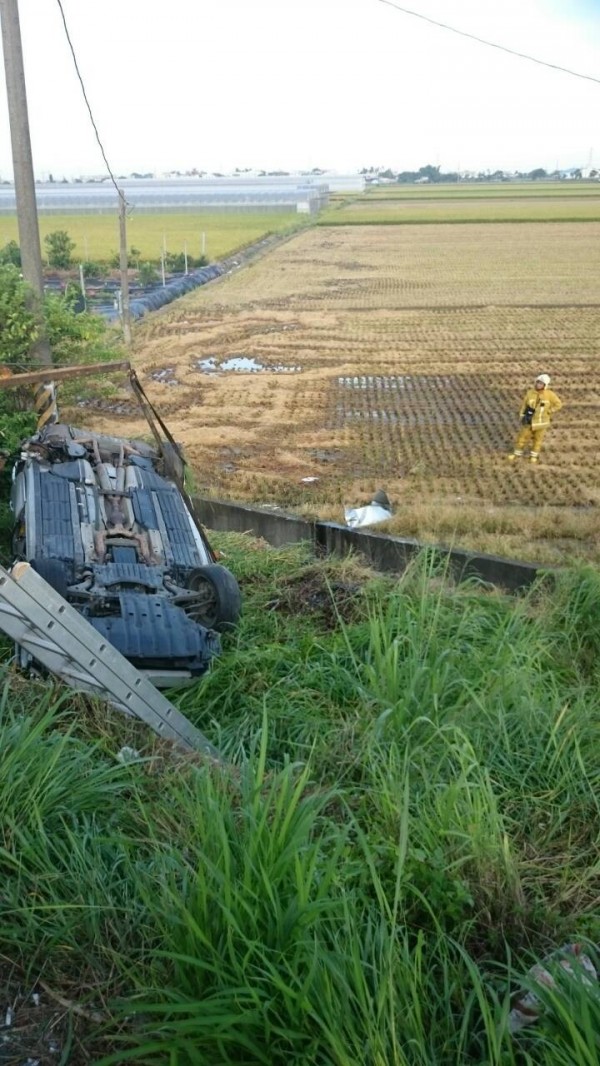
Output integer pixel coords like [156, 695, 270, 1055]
[73, 218, 600, 566]
[0, 210, 300, 263]
[348, 181, 600, 199]
[324, 181, 600, 224]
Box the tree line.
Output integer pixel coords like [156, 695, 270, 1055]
[361, 164, 597, 183]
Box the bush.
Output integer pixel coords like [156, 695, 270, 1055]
[163, 251, 186, 273]
[44, 229, 76, 269]
[0, 264, 36, 369]
[81, 260, 108, 279]
[0, 240, 21, 268]
[138, 261, 159, 286]
[43, 292, 122, 365]
[0, 262, 124, 376]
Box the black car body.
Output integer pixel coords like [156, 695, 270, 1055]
[10, 421, 240, 686]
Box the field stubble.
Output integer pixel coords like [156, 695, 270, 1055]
[72, 222, 600, 565]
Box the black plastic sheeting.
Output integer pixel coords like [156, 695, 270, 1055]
[102, 263, 225, 323]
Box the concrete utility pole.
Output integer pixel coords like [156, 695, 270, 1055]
[0, 0, 53, 366]
[118, 191, 132, 346]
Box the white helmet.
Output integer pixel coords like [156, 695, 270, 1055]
[535, 373, 551, 386]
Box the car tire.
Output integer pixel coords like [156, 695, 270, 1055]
[30, 558, 72, 599]
[186, 564, 242, 631]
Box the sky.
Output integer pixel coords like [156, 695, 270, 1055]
[0, 0, 598, 179]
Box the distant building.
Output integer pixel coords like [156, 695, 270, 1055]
[0, 177, 332, 215]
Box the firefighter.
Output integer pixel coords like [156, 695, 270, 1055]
[508, 373, 563, 464]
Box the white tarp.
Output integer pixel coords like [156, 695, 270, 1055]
[344, 503, 392, 529]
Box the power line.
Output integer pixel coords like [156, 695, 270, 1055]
[377, 0, 600, 86]
[54, 0, 128, 205]
[54, 0, 132, 343]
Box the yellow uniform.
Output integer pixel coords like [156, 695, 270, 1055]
[510, 385, 563, 462]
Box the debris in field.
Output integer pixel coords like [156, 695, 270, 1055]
[272, 564, 364, 627]
[300, 476, 319, 483]
[310, 449, 341, 464]
[117, 746, 142, 764]
[345, 489, 392, 529]
[149, 366, 180, 385]
[508, 943, 598, 1034]
[0, 969, 107, 1064]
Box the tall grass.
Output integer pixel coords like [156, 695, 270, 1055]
[1, 535, 599, 1062]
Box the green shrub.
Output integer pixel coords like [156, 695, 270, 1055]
[0, 239, 21, 267]
[81, 259, 108, 278]
[139, 261, 159, 286]
[44, 229, 76, 269]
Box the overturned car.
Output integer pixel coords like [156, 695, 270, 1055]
[10, 419, 241, 687]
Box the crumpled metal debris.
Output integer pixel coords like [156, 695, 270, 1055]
[508, 942, 597, 1033]
[345, 489, 392, 529]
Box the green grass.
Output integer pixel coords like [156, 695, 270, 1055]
[323, 182, 600, 224]
[1, 532, 599, 1063]
[0, 211, 302, 264]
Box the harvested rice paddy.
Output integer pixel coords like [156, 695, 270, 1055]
[74, 220, 600, 565]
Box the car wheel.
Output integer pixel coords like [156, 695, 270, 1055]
[185, 564, 242, 631]
[30, 558, 72, 599]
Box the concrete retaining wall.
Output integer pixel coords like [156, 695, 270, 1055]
[194, 497, 543, 592]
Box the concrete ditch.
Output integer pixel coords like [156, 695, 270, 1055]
[193, 496, 545, 593]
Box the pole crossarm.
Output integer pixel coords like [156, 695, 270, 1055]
[0, 359, 131, 390]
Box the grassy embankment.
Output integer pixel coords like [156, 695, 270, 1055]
[0, 210, 301, 264]
[1, 514, 599, 1063]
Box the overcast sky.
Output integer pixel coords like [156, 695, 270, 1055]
[0, 0, 598, 178]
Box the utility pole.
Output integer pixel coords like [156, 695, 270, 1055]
[0, 0, 53, 367]
[118, 191, 132, 346]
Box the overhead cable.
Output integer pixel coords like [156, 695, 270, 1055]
[54, 0, 129, 206]
[377, 0, 600, 86]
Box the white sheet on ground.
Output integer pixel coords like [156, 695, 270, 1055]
[344, 504, 392, 529]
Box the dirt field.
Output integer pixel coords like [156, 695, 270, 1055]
[74, 222, 600, 564]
